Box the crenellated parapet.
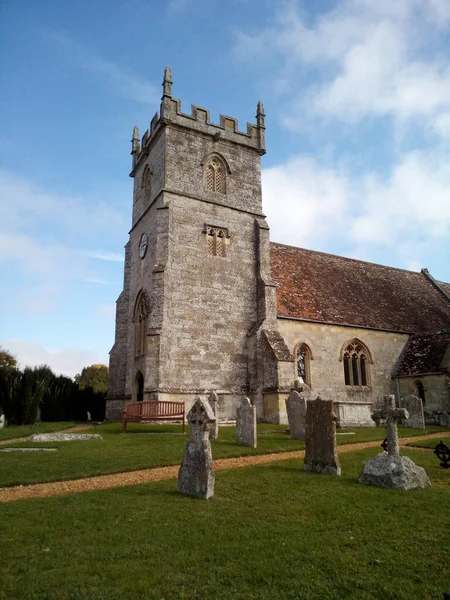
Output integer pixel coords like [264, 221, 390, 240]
[130, 66, 265, 174]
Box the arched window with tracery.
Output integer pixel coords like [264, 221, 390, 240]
[204, 224, 229, 257]
[134, 291, 150, 357]
[342, 339, 371, 387]
[206, 157, 226, 194]
[294, 343, 312, 387]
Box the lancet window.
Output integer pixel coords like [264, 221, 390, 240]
[134, 292, 149, 356]
[342, 339, 370, 387]
[206, 157, 226, 194]
[415, 380, 426, 403]
[142, 165, 152, 198]
[294, 343, 312, 387]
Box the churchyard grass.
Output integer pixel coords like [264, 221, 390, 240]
[0, 422, 448, 487]
[1, 447, 449, 600]
[406, 436, 450, 449]
[0, 421, 76, 441]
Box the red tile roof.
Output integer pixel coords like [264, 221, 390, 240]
[270, 243, 450, 333]
[394, 332, 450, 376]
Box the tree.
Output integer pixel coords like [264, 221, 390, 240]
[0, 347, 19, 420]
[74, 364, 109, 394]
[0, 347, 17, 373]
[1, 365, 52, 425]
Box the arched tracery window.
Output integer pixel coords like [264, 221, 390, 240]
[294, 343, 312, 387]
[206, 157, 226, 194]
[204, 224, 229, 257]
[134, 291, 150, 357]
[342, 339, 371, 387]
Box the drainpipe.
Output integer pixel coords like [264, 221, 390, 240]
[395, 377, 401, 407]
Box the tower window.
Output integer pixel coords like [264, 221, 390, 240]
[206, 157, 226, 194]
[142, 165, 152, 198]
[133, 291, 150, 356]
[204, 225, 229, 257]
[342, 339, 371, 387]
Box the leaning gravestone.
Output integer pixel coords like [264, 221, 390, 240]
[359, 395, 431, 490]
[285, 390, 307, 440]
[401, 394, 425, 429]
[208, 391, 219, 440]
[304, 396, 341, 475]
[236, 397, 257, 448]
[177, 397, 215, 499]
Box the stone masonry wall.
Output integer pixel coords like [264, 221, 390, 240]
[397, 374, 450, 413]
[158, 192, 260, 394]
[277, 319, 409, 408]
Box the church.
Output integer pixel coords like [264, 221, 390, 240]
[106, 68, 450, 427]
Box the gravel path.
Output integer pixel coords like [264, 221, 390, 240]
[0, 432, 444, 504]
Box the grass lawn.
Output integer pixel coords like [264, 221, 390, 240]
[0, 421, 77, 441]
[407, 436, 450, 449]
[0, 422, 448, 488]
[1, 447, 449, 600]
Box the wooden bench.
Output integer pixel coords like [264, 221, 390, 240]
[122, 400, 185, 432]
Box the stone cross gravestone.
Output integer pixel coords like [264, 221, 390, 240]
[208, 391, 219, 440]
[372, 394, 407, 456]
[177, 397, 216, 499]
[359, 395, 431, 490]
[304, 396, 341, 475]
[236, 397, 257, 448]
[285, 390, 307, 440]
[401, 394, 425, 429]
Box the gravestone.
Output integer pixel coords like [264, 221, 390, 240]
[304, 396, 341, 475]
[0, 413, 4, 429]
[208, 391, 219, 440]
[359, 395, 431, 490]
[236, 397, 257, 448]
[285, 390, 307, 440]
[177, 397, 215, 499]
[401, 394, 425, 429]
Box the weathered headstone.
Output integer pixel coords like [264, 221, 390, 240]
[401, 394, 425, 429]
[285, 390, 307, 440]
[0, 413, 5, 429]
[359, 395, 431, 490]
[293, 379, 312, 397]
[177, 397, 215, 499]
[304, 396, 341, 475]
[208, 391, 219, 440]
[236, 397, 257, 448]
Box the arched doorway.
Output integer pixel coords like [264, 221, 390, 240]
[415, 380, 425, 404]
[136, 372, 144, 403]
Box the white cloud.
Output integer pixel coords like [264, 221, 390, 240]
[80, 250, 124, 262]
[235, 0, 450, 136]
[0, 339, 106, 378]
[0, 170, 126, 314]
[263, 147, 450, 274]
[262, 157, 352, 247]
[43, 30, 158, 104]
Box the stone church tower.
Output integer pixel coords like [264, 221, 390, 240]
[106, 68, 292, 420]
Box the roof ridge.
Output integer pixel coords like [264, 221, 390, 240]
[421, 268, 450, 304]
[270, 241, 422, 275]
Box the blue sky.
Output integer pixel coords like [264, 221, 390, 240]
[1, 0, 449, 377]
